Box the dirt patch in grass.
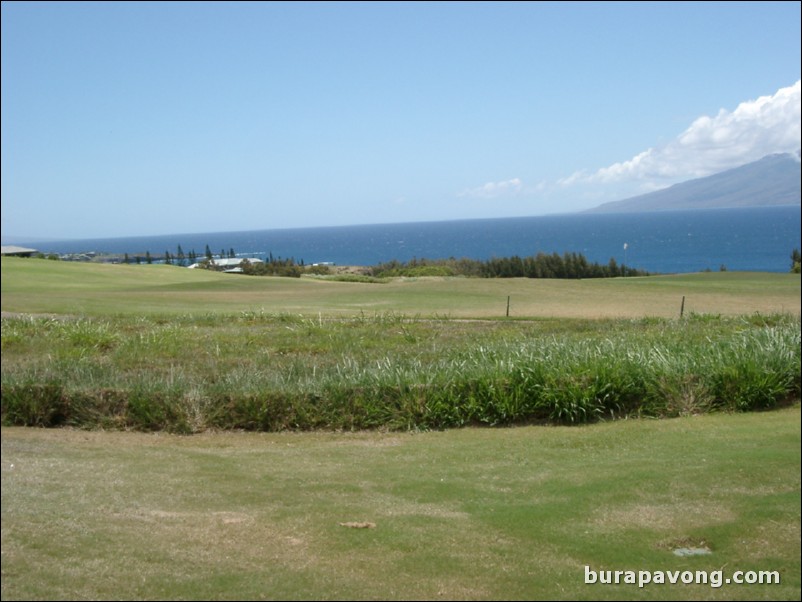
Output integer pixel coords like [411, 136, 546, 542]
[338, 521, 376, 528]
[591, 501, 738, 532]
[738, 519, 802, 561]
[138, 509, 254, 525]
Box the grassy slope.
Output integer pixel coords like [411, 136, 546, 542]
[2, 256, 800, 318]
[2, 407, 799, 601]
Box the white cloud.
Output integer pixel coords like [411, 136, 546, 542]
[458, 177, 523, 199]
[565, 80, 801, 190]
[458, 82, 801, 215]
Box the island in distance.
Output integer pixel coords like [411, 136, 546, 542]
[585, 151, 801, 213]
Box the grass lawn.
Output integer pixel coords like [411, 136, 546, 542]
[2, 406, 800, 600]
[2, 256, 800, 318]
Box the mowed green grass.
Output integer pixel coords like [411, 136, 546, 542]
[2, 256, 800, 318]
[2, 406, 799, 601]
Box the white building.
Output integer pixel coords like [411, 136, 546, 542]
[187, 257, 264, 273]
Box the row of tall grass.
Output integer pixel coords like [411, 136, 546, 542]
[1, 312, 799, 432]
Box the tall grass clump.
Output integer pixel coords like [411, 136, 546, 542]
[2, 312, 800, 432]
[632, 316, 801, 416]
[705, 321, 801, 411]
[1, 379, 69, 427]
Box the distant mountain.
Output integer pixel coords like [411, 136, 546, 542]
[585, 152, 801, 213]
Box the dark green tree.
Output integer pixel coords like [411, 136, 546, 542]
[607, 257, 619, 277]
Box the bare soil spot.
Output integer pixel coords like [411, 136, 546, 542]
[338, 521, 376, 528]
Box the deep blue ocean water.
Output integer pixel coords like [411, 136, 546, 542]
[19, 206, 802, 274]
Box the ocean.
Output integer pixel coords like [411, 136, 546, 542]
[18, 206, 802, 274]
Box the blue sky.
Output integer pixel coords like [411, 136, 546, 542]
[2, 1, 800, 241]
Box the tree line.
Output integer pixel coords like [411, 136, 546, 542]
[370, 252, 649, 279]
[48, 246, 802, 276]
[120, 245, 238, 266]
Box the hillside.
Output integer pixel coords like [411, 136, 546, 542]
[586, 152, 801, 213]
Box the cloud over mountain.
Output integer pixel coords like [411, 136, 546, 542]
[561, 80, 801, 193]
[585, 152, 801, 213]
[456, 82, 800, 215]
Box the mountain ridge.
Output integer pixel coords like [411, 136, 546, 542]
[585, 152, 801, 213]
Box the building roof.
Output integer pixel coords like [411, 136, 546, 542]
[187, 257, 264, 269]
[210, 257, 263, 267]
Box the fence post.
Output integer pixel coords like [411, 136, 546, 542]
[506, 295, 510, 318]
[680, 295, 685, 318]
